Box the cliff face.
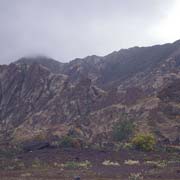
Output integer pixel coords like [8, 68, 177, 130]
[0, 40, 180, 145]
[0, 62, 107, 143]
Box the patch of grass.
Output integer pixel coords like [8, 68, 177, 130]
[145, 160, 167, 168]
[124, 160, 140, 165]
[123, 142, 133, 150]
[63, 161, 79, 169]
[52, 136, 83, 148]
[102, 160, 120, 166]
[20, 172, 31, 177]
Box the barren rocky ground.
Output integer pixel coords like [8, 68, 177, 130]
[0, 148, 179, 180]
[0, 41, 180, 180]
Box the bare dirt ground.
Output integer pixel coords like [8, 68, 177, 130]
[0, 148, 179, 180]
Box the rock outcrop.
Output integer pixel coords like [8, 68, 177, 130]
[0, 40, 180, 145]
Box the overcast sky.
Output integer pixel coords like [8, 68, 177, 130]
[0, 0, 180, 64]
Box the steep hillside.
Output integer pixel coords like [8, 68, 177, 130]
[0, 40, 180, 145]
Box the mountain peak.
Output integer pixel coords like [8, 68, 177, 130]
[15, 56, 65, 74]
[173, 39, 180, 46]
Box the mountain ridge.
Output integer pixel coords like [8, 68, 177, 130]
[0, 40, 180, 146]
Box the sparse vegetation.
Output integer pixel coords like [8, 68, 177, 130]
[123, 142, 133, 150]
[124, 160, 140, 165]
[0, 148, 179, 180]
[132, 133, 156, 151]
[128, 173, 144, 180]
[32, 158, 42, 168]
[59, 136, 75, 148]
[63, 161, 80, 169]
[20, 172, 31, 177]
[145, 160, 167, 168]
[102, 160, 120, 166]
[62, 160, 91, 169]
[0, 145, 23, 158]
[52, 135, 83, 148]
[0, 158, 25, 170]
[112, 118, 134, 142]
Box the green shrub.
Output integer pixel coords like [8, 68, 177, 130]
[112, 120, 134, 142]
[132, 133, 156, 151]
[123, 142, 133, 150]
[60, 136, 75, 148]
[54, 136, 83, 148]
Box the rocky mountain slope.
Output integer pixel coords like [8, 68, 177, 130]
[0, 40, 180, 145]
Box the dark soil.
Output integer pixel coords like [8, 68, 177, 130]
[0, 148, 179, 180]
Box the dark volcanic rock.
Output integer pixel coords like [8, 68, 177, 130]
[22, 141, 50, 152]
[0, 40, 180, 144]
[158, 79, 180, 103]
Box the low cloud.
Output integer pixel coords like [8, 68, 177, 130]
[0, 0, 176, 64]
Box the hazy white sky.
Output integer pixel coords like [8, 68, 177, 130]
[0, 0, 180, 64]
[151, 0, 180, 42]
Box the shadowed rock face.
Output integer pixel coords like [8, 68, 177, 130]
[0, 40, 180, 144]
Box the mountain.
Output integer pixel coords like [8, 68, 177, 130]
[15, 56, 65, 74]
[0, 40, 180, 146]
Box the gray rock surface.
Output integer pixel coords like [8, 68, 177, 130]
[0, 40, 180, 145]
